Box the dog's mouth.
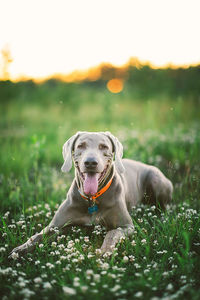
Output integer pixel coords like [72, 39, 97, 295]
[78, 165, 109, 196]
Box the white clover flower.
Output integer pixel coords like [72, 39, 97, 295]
[51, 242, 57, 248]
[39, 244, 44, 248]
[166, 283, 173, 291]
[135, 291, 143, 297]
[63, 286, 76, 295]
[131, 240, 136, 246]
[100, 263, 109, 270]
[103, 251, 112, 258]
[58, 244, 65, 250]
[43, 282, 52, 289]
[16, 263, 21, 267]
[46, 263, 54, 269]
[93, 274, 100, 282]
[18, 281, 26, 288]
[80, 285, 88, 293]
[129, 255, 135, 262]
[60, 255, 67, 261]
[73, 281, 80, 287]
[78, 254, 84, 262]
[86, 269, 93, 276]
[123, 256, 129, 263]
[141, 239, 147, 245]
[34, 277, 42, 284]
[110, 285, 121, 292]
[20, 288, 35, 298]
[84, 236, 89, 242]
[87, 253, 94, 259]
[11, 252, 19, 260]
[35, 260, 40, 265]
[0, 247, 6, 253]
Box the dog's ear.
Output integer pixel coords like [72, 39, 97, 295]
[104, 131, 125, 173]
[61, 132, 82, 172]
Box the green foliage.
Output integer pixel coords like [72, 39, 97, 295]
[0, 73, 200, 299]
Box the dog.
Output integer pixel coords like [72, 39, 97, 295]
[10, 131, 173, 256]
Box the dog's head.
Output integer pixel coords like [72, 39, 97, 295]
[61, 131, 124, 195]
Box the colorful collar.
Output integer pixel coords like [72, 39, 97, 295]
[78, 176, 113, 203]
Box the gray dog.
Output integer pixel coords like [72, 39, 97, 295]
[10, 131, 173, 256]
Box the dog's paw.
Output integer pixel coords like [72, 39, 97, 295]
[9, 242, 34, 259]
[99, 244, 115, 257]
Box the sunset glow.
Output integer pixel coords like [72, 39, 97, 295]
[0, 0, 200, 81]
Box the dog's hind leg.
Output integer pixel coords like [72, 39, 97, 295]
[143, 168, 173, 209]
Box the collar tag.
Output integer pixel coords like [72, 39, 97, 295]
[88, 204, 98, 214]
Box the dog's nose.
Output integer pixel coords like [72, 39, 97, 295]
[84, 157, 98, 168]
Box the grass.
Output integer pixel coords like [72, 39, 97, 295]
[0, 81, 200, 299]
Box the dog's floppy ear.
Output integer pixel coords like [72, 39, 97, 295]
[104, 131, 125, 173]
[61, 132, 82, 172]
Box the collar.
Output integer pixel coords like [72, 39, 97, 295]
[78, 176, 113, 203]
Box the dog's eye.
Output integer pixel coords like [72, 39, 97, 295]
[99, 144, 108, 150]
[77, 143, 86, 149]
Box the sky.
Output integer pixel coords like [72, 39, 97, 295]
[0, 0, 200, 80]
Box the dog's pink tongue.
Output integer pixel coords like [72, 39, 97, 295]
[83, 173, 98, 195]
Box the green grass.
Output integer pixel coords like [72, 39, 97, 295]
[0, 81, 200, 299]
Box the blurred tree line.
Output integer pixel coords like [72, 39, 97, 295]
[0, 60, 200, 103]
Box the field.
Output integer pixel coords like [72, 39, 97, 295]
[0, 76, 200, 300]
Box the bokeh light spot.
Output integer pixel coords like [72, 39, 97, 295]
[107, 78, 123, 93]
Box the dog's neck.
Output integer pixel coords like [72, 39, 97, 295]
[75, 163, 114, 198]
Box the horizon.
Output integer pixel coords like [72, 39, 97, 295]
[0, 0, 200, 81]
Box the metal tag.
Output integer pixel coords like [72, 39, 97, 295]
[88, 204, 98, 214]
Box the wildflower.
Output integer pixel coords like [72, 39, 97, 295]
[95, 248, 102, 255]
[46, 263, 54, 269]
[84, 236, 89, 242]
[123, 256, 129, 263]
[0, 247, 6, 253]
[63, 286, 76, 295]
[80, 286, 88, 293]
[101, 262, 109, 270]
[111, 285, 121, 292]
[11, 252, 19, 260]
[166, 283, 173, 291]
[51, 242, 57, 248]
[60, 256, 67, 261]
[20, 288, 35, 298]
[86, 269, 93, 276]
[87, 253, 94, 259]
[131, 240, 136, 246]
[129, 255, 135, 262]
[135, 291, 143, 297]
[43, 282, 52, 289]
[18, 281, 26, 288]
[34, 277, 42, 284]
[93, 274, 100, 282]
[39, 244, 44, 248]
[16, 263, 21, 267]
[141, 239, 147, 245]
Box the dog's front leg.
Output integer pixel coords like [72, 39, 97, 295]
[9, 196, 75, 257]
[100, 225, 134, 254]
